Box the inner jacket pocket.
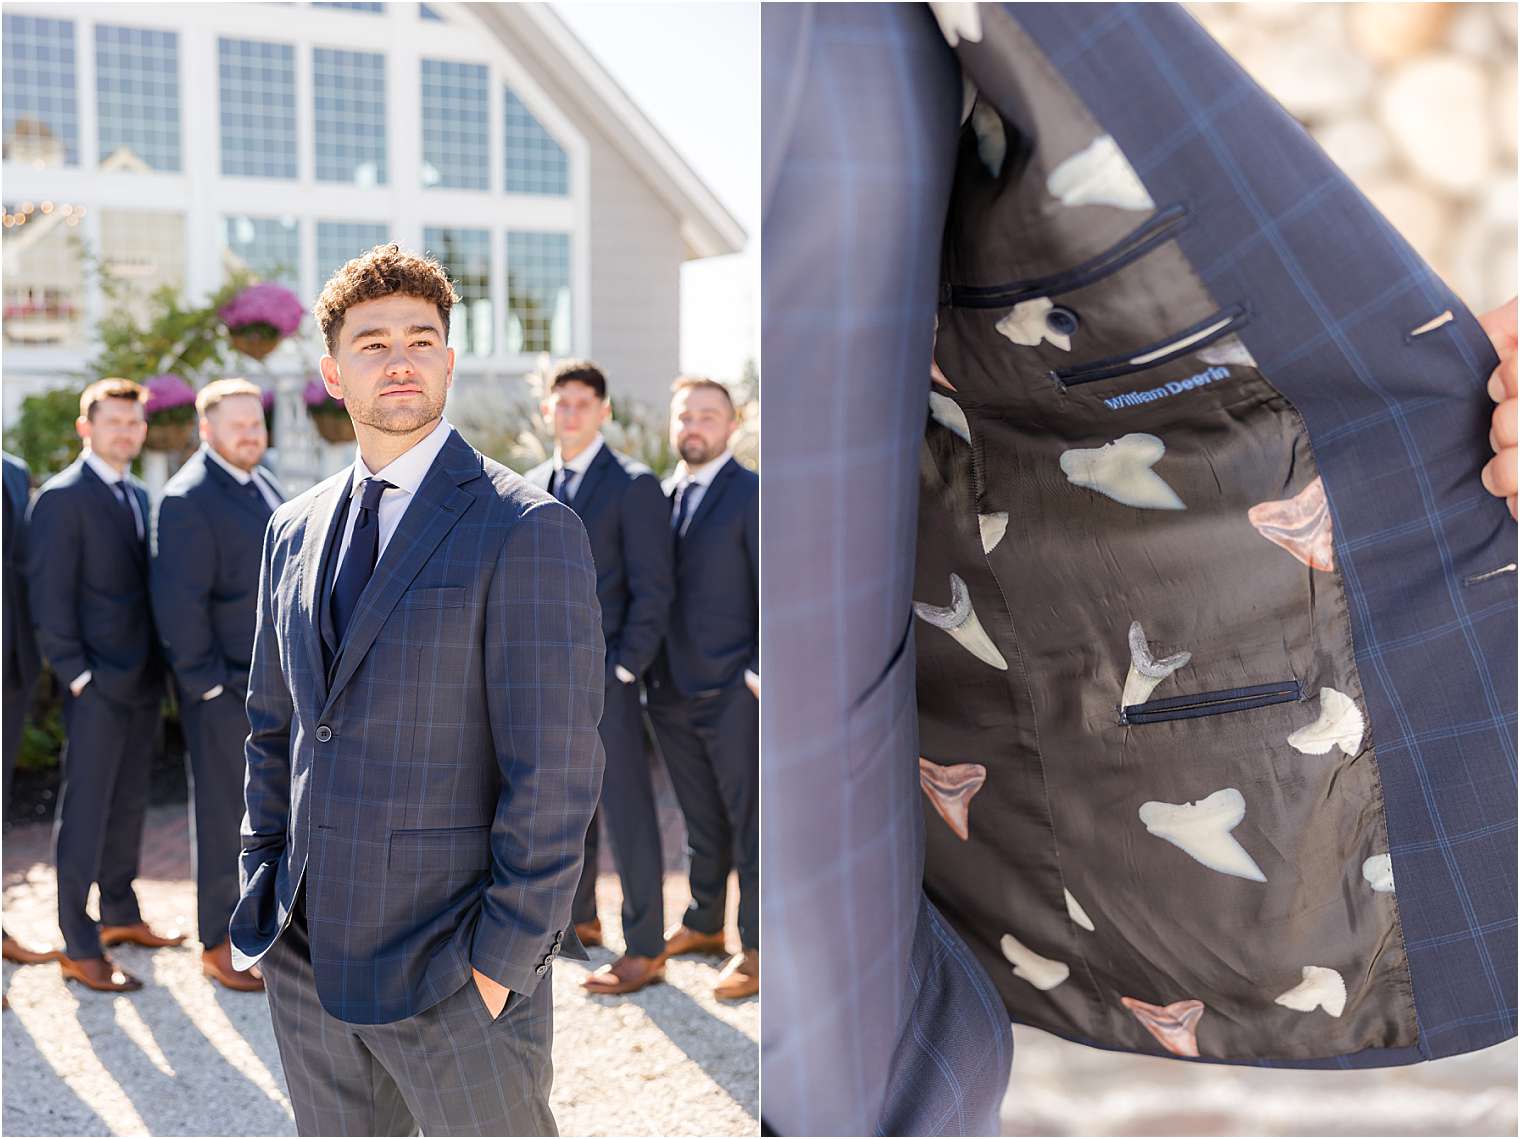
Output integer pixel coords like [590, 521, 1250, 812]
[1120, 680, 1301, 725]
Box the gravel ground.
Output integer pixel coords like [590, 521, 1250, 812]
[1001, 1022, 1517, 1136]
[2, 803, 757, 1138]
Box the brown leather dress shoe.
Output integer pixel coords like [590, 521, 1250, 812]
[574, 919, 603, 949]
[661, 923, 728, 959]
[2, 933, 62, 965]
[714, 948, 759, 1001]
[201, 941, 265, 992]
[59, 954, 143, 992]
[581, 953, 664, 995]
[99, 922, 186, 949]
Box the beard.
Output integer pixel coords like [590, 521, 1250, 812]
[679, 436, 721, 465]
[348, 386, 447, 435]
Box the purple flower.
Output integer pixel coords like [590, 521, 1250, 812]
[143, 374, 197, 415]
[218, 283, 304, 337]
[304, 377, 344, 408]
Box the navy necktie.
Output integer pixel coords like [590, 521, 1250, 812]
[553, 467, 572, 504]
[245, 476, 273, 517]
[672, 479, 696, 537]
[113, 481, 140, 540]
[330, 477, 392, 645]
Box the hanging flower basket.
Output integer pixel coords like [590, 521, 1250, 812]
[304, 378, 354, 443]
[143, 374, 197, 452]
[219, 283, 304, 360]
[230, 327, 283, 361]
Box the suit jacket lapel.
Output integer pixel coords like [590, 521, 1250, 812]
[569, 444, 614, 513]
[297, 474, 350, 703]
[203, 452, 273, 527]
[80, 460, 142, 556]
[322, 431, 481, 711]
[682, 458, 737, 542]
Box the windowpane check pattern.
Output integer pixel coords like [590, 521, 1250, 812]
[424, 227, 492, 356]
[506, 231, 571, 356]
[96, 25, 180, 172]
[314, 49, 387, 186]
[3, 14, 79, 167]
[504, 88, 567, 196]
[224, 215, 300, 290]
[420, 59, 489, 190]
[317, 221, 388, 286]
[219, 38, 297, 179]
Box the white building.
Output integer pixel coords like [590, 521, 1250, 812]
[1, 1, 744, 487]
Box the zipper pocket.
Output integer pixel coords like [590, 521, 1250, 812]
[1121, 679, 1300, 725]
[1053, 303, 1250, 388]
[942, 203, 1190, 309]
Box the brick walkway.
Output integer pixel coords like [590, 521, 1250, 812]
[2, 767, 757, 1137]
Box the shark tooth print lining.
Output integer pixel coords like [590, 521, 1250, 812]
[1362, 853, 1396, 893]
[1274, 966, 1348, 1017]
[1287, 687, 1365, 756]
[1046, 134, 1155, 211]
[1122, 620, 1192, 705]
[1000, 932, 1070, 991]
[1120, 997, 1206, 1057]
[918, 758, 987, 841]
[913, 573, 1009, 670]
[996, 297, 1072, 351]
[1138, 788, 1267, 883]
[970, 100, 1007, 179]
[1247, 476, 1334, 572]
[928, 391, 972, 443]
[1064, 889, 1095, 932]
[978, 512, 1008, 553]
[1059, 433, 1186, 511]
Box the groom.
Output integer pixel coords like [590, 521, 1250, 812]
[228, 244, 605, 1136]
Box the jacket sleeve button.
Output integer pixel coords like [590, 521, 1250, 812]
[536, 964, 548, 976]
[315, 725, 333, 742]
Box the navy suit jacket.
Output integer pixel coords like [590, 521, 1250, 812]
[3, 453, 40, 695]
[151, 449, 283, 700]
[229, 428, 606, 1026]
[25, 456, 161, 704]
[525, 443, 674, 677]
[658, 457, 759, 696]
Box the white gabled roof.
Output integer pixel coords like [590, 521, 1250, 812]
[469, 2, 746, 261]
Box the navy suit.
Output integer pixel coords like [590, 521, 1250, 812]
[647, 456, 759, 951]
[26, 455, 163, 959]
[526, 443, 674, 958]
[230, 427, 604, 1135]
[3, 452, 41, 814]
[151, 448, 283, 948]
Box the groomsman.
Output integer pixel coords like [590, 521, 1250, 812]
[3, 451, 59, 971]
[526, 360, 674, 995]
[647, 377, 759, 1000]
[151, 379, 283, 992]
[27, 379, 182, 994]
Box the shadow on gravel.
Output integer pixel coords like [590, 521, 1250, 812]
[2, 985, 110, 1137]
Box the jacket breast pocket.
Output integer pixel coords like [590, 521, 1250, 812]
[401, 586, 465, 610]
[388, 823, 492, 874]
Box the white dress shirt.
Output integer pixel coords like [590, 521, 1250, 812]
[204, 444, 283, 511]
[331, 416, 454, 584]
[72, 449, 144, 695]
[551, 433, 604, 503]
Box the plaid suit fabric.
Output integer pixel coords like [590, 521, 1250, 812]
[260, 895, 556, 1137]
[231, 429, 604, 1038]
[1002, 1, 1515, 1065]
[761, 5, 1013, 1134]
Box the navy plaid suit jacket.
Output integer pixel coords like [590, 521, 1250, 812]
[229, 428, 606, 1026]
[764, 2, 1515, 1133]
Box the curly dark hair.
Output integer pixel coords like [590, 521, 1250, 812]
[313, 243, 460, 354]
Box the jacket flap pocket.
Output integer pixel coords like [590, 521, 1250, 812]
[401, 586, 465, 609]
[388, 823, 492, 871]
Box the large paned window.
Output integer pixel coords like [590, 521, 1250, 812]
[506, 231, 570, 356]
[424, 226, 492, 356]
[96, 25, 181, 172]
[313, 48, 387, 186]
[3, 15, 78, 167]
[420, 59, 489, 190]
[219, 38, 297, 178]
[503, 88, 567, 196]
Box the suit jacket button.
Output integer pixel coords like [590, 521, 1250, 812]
[315, 725, 333, 742]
